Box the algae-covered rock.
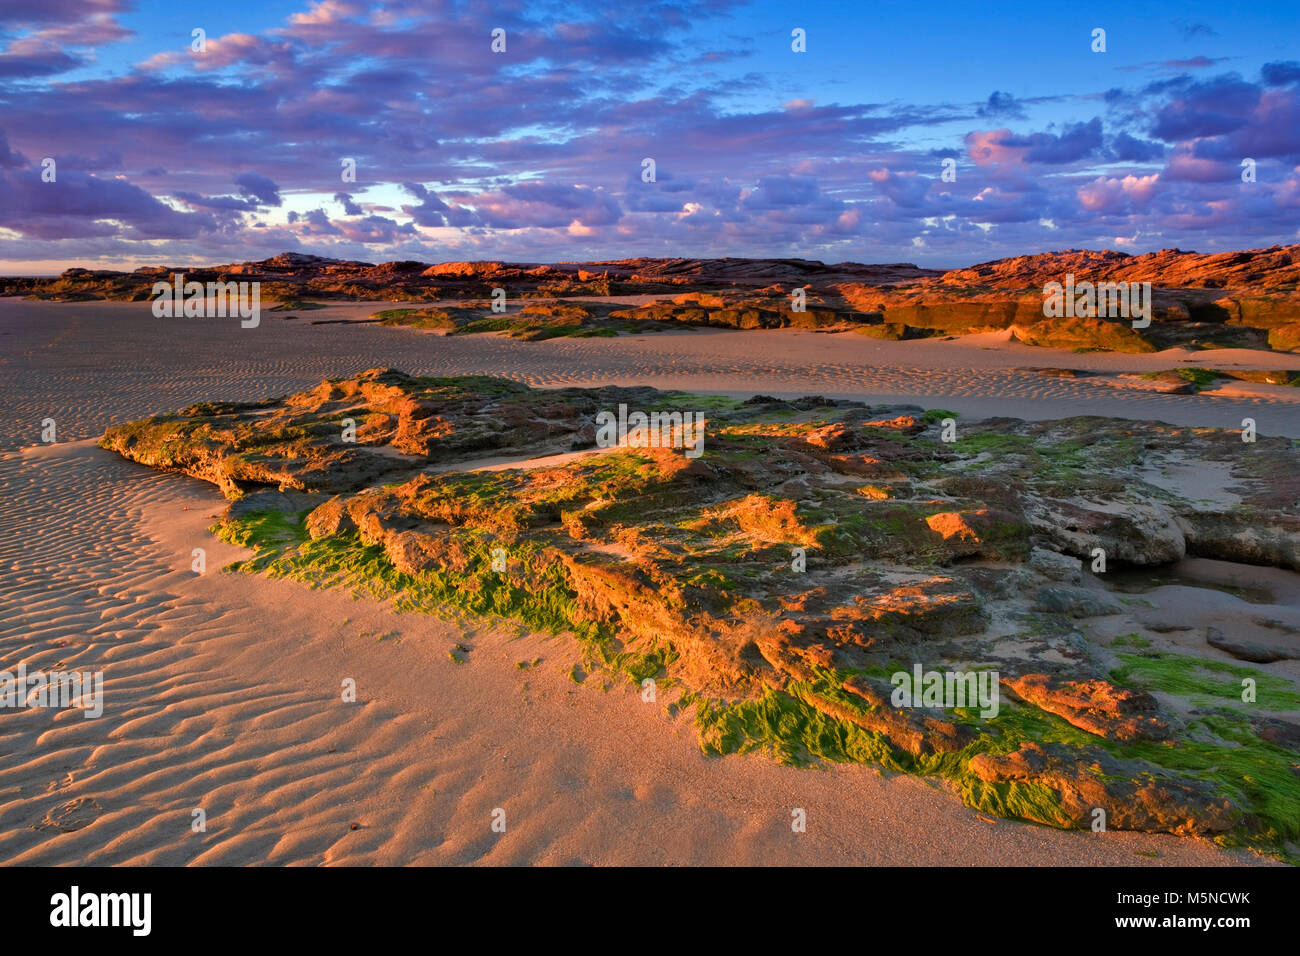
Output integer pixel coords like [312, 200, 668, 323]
[100, 369, 1300, 855]
[1001, 674, 1170, 741]
[968, 742, 1240, 835]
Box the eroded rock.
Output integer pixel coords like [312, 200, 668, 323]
[99, 369, 1300, 848]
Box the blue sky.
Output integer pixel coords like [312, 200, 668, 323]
[1, 0, 1298, 272]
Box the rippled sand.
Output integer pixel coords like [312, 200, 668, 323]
[0, 298, 1286, 865]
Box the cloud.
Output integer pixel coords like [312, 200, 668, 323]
[0, 163, 215, 240]
[0, 2, 1296, 267]
[0, 131, 28, 169]
[289, 0, 366, 27]
[234, 172, 282, 207]
[469, 182, 622, 228]
[0, 38, 84, 78]
[742, 175, 821, 209]
[997, 118, 1104, 164]
[1112, 132, 1165, 162]
[977, 91, 1025, 120]
[1121, 56, 1229, 72]
[400, 181, 481, 228]
[1172, 19, 1218, 40]
[1162, 148, 1236, 183]
[0, 0, 129, 29]
[334, 191, 363, 215]
[1077, 174, 1160, 213]
[968, 119, 1103, 166]
[1262, 61, 1300, 86]
[1150, 74, 1260, 140]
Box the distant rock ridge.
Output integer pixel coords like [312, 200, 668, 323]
[17, 243, 1298, 294]
[932, 244, 1300, 291]
[5, 244, 1297, 353]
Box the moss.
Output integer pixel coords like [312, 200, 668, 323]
[655, 391, 745, 413]
[408, 374, 528, 398]
[113, 371, 1300, 860]
[212, 508, 681, 685]
[1115, 713, 1300, 856]
[268, 299, 327, 311]
[691, 655, 1300, 863]
[1176, 367, 1220, 387]
[1111, 632, 1152, 649]
[695, 681, 1092, 828]
[211, 500, 1300, 860]
[953, 432, 1035, 456]
[1110, 652, 1300, 711]
[693, 665, 1300, 861]
[372, 307, 457, 330]
[210, 508, 307, 551]
[923, 408, 957, 423]
[439, 315, 506, 335]
[1139, 367, 1222, 389]
[619, 644, 678, 682]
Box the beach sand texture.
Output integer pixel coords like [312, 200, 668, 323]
[1, 298, 1294, 865]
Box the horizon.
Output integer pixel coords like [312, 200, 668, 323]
[11, 240, 1296, 280]
[1, 1, 1298, 272]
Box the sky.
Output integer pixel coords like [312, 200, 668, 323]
[1, 0, 1298, 273]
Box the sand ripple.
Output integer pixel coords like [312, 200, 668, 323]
[0, 300, 1277, 865]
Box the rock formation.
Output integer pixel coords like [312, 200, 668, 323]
[100, 369, 1300, 857]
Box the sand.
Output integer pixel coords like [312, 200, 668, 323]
[4, 299, 1299, 452]
[0, 297, 1289, 865]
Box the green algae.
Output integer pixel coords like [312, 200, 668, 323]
[1139, 367, 1222, 389]
[372, 307, 458, 330]
[1110, 652, 1300, 711]
[123, 370, 1300, 862]
[953, 432, 1036, 456]
[215, 503, 1300, 863]
[268, 299, 327, 311]
[695, 678, 1300, 862]
[218, 511, 591, 632]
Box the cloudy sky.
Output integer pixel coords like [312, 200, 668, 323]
[1, 0, 1297, 273]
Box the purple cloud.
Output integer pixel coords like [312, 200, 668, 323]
[1262, 61, 1300, 86]
[994, 118, 1104, 164]
[977, 91, 1026, 120]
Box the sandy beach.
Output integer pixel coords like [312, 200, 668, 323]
[5, 299, 1300, 452]
[1, 298, 1291, 865]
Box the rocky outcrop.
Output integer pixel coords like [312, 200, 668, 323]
[8, 245, 1298, 351]
[1026, 497, 1186, 565]
[1206, 626, 1296, 664]
[836, 243, 1300, 353]
[1001, 674, 1170, 741]
[968, 742, 1240, 836]
[1179, 511, 1300, 571]
[99, 370, 1300, 853]
[932, 245, 1300, 291]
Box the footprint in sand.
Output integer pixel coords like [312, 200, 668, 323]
[37, 796, 103, 832]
